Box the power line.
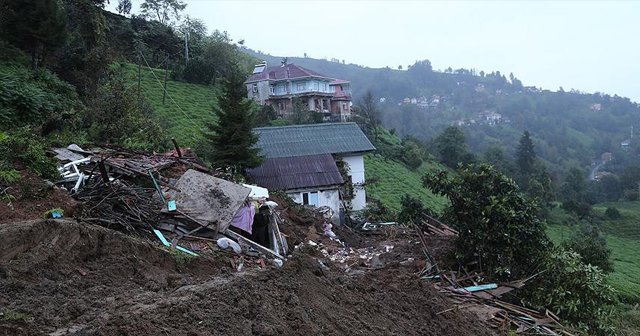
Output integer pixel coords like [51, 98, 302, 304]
[138, 49, 202, 130]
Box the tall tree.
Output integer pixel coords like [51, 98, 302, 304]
[433, 126, 474, 169]
[561, 167, 591, 218]
[358, 90, 380, 143]
[483, 145, 514, 176]
[140, 0, 186, 25]
[516, 130, 536, 178]
[288, 98, 311, 125]
[116, 0, 132, 15]
[199, 66, 262, 175]
[0, 0, 67, 69]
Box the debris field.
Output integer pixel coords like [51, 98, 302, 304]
[0, 144, 574, 335]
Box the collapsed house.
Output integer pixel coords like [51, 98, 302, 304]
[52, 144, 288, 262]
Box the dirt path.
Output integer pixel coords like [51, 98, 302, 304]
[0, 220, 495, 336]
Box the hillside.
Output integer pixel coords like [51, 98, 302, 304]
[547, 204, 640, 302]
[242, 48, 640, 174]
[121, 63, 218, 147]
[365, 154, 448, 214]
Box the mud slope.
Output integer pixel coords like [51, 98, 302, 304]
[0, 220, 494, 336]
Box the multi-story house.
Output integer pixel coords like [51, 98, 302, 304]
[245, 62, 352, 121]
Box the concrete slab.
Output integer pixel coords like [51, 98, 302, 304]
[168, 169, 250, 232]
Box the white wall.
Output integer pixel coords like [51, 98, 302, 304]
[287, 188, 340, 223]
[340, 155, 367, 211]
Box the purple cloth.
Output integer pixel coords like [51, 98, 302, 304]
[230, 204, 256, 234]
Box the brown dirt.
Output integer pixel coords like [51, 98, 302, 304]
[0, 219, 496, 336]
[0, 170, 79, 225]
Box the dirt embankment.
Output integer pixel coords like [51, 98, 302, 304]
[0, 220, 494, 336]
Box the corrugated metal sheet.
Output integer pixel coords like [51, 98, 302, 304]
[254, 122, 375, 159]
[248, 154, 344, 190]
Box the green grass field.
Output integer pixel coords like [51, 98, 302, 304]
[122, 63, 218, 146]
[547, 203, 640, 303]
[365, 154, 449, 214]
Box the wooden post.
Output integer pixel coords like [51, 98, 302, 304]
[162, 59, 169, 105]
[137, 51, 142, 108]
[171, 138, 182, 157]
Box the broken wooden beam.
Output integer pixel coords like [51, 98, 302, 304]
[224, 229, 285, 260]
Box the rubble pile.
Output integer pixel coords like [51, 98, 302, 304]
[0, 144, 576, 335]
[51, 144, 288, 263]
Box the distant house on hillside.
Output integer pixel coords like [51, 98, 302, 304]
[621, 139, 631, 150]
[248, 123, 375, 221]
[478, 110, 502, 126]
[244, 62, 353, 121]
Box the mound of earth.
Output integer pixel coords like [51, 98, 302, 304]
[0, 220, 494, 336]
[0, 170, 79, 225]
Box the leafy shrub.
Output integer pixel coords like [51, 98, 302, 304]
[562, 199, 591, 219]
[562, 225, 614, 273]
[605, 206, 621, 219]
[623, 189, 639, 201]
[0, 169, 20, 184]
[397, 194, 428, 224]
[0, 64, 78, 130]
[524, 247, 616, 335]
[85, 70, 164, 150]
[399, 138, 424, 170]
[0, 128, 59, 180]
[360, 199, 395, 223]
[424, 164, 549, 280]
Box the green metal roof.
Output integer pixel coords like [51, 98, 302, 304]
[254, 122, 375, 158]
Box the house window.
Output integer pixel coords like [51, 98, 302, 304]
[342, 103, 347, 111]
[296, 82, 304, 92]
[278, 102, 285, 111]
[302, 191, 318, 206]
[252, 84, 258, 93]
[270, 86, 275, 94]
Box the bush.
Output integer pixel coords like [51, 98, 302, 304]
[397, 194, 428, 224]
[0, 128, 59, 180]
[524, 247, 616, 335]
[0, 64, 78, 131]
[424, 164, 549, 280]
[360, 199, 395, 223]
[562, 199, 591, 219]
[562, 225, 614, 273]
[85, 70, 165, 150]
[623, 189, 639, 201]
[605, 206, 621, 219]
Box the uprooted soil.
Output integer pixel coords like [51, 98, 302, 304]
[0, 169, 79, 225]
[0, 219, 495, 336]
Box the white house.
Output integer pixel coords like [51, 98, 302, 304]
[249, 123, 376, 222]
[247, 154, 343, 222]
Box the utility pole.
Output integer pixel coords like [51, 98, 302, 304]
[184, 22, 189, 66]
[137, 50, 142, 108]
[162, 59, 169, 105]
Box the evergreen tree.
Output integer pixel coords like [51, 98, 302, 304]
[200, 67, 262, 175]
[516, 130, 536, 178]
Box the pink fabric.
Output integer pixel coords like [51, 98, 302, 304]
[230, 204, 256, 234]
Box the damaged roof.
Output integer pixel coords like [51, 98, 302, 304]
[254, 122, 375, 159]
[248, 154, 344, 190]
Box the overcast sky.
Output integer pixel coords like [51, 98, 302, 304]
[111, 0, 640, 102]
